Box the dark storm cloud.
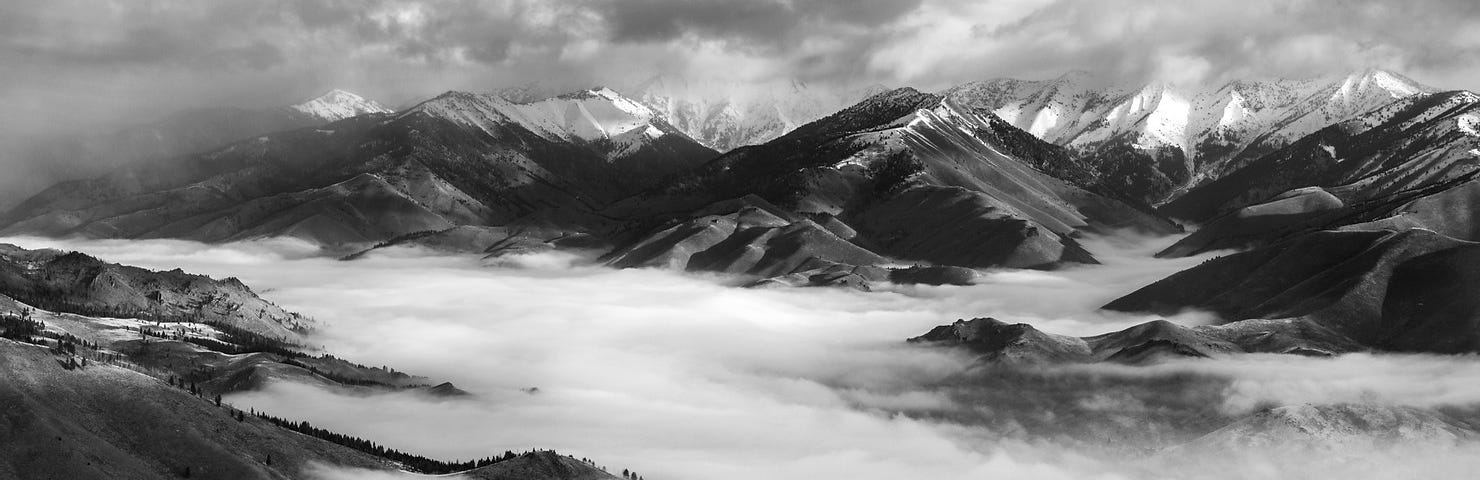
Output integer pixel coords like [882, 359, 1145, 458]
[589, 0, 922, 48]
[594, 0, 801, 44]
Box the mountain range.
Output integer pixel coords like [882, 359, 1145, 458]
[2, 81, 1180, 288]
[5, 67, 1477, 313]
[910, 83, 1480, 360]
[10, 68, 1479, 301]
[947, 68, 1433, 205]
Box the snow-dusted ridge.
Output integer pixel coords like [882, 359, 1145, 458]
[944, 68, 1437, 202]
[949, 68, 1432, 159]
[290, 89, 394, 122]
[407, 86, 699, 161]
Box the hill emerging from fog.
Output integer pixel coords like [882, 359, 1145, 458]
[0, 244, 636, 480]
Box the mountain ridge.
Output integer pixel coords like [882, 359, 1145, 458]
[945, 68, 1435, 205]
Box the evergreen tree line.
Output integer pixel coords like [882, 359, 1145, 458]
[248, 410, 523, 474]
[202, 321, 305, 357]
[0, 285, 205, 324]
[0, 311, 44, 343]
[279, 357, 399, 387]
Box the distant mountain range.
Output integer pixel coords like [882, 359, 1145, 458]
[947, 68, 1433, 205]
[628, 76, 886, 152]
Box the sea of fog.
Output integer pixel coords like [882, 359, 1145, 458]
[7, 233, 1480, 480]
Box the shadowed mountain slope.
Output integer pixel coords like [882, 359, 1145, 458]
[602, 88, 1177, 285]
[1154, 90, 1480, 238]
[1, 88, 718, 251]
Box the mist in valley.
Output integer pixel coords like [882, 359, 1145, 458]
[5, 232, 1480, 479]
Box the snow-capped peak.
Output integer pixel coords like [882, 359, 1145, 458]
[1344, 68, 1427, 98]
[290, 89, 393, 122]
[408, 87, 676, 160]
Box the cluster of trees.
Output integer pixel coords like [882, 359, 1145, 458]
[1, 284, 196, 323]
[249, 410, 523, 474]
[867, 150, 926, 196]
[202, 321, 304, 357]
[0, 310, 44, 343]
[1, 310, 104, 370]
[166, 375, 208, 396]
[279, 357, 395, 387]
[621, 468, 647, 480]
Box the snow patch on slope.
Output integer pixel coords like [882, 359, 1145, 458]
[1458, 114, 1480, 137]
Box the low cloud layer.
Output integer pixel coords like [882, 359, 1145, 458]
[8, 233, 1480, 479]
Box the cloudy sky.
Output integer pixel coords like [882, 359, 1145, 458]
[0, 0, 1477, 204]
[4, 0, 1480, 134]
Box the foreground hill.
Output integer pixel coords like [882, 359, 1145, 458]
[0, 248, 633, 480]
[0, 339, 391, 480]
[946, 69, 1432, 205]
[0, 242, 449, 394]
[0, 339, 627, 480]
